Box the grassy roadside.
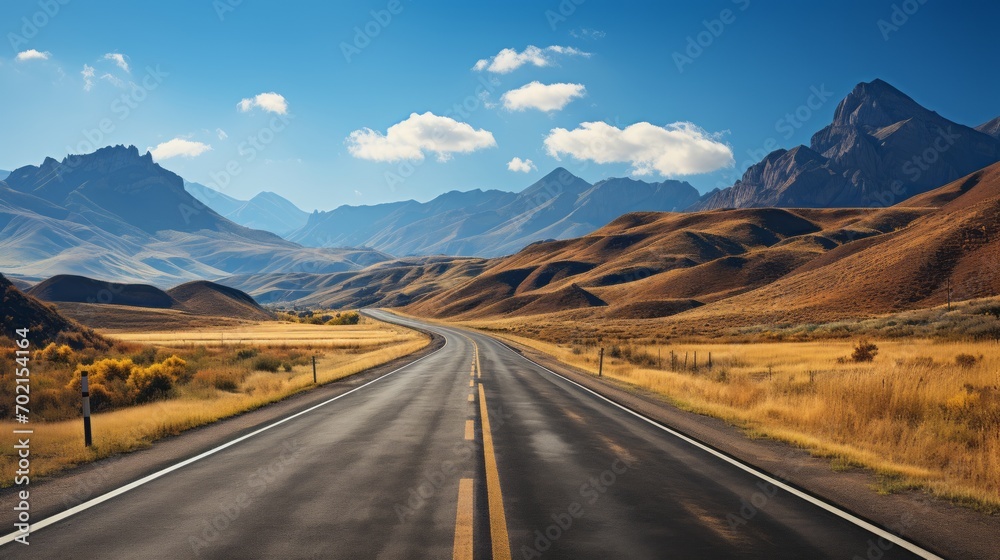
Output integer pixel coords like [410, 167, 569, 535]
[0, 318, 429, 486]
[485, 332, 1000, 511]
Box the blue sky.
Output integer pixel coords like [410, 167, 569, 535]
[1, 0, 997, 211]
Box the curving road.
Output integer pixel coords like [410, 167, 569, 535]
[1, 310, 936, 559]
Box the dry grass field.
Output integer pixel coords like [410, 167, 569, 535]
[0, 317, 427, 486]
[495, 333, 1000, 509]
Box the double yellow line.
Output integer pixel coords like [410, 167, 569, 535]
[454, 338, 511, 560]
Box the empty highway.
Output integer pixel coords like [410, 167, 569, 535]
[1, 311, 938, 559]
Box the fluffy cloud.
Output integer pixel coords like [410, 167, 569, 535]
[507, 157, 536, 173]
[16, 49, 50, 62]
[81, 64, 96, 91]
[147, 138, 213, 161]
[502, 82, 586, 112]
[473, 45, 589, 74]
[103, 52, 130, 72]
[544, 121, 734, 176]
[347, 112, 496, 162]
[237, 92, 288, 115]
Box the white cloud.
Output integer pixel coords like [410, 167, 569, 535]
[570, 28, 606, 40]
[147, 138, 213, 161]
[237, 92, 288, 115]
[103, 52, 130, 72]
[544, 121, 734, 177]
[100, 73, 125, 88]
[502, 82, 586, 112]
[507, 157, 536, 173]
[347, 112, 496, 162]
[473, 45, 589, 74]
[81, 64, 96, 91]
[216, 128, 228, 140]
[16, 49, 50, 62]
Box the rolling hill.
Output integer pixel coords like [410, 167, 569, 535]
[28, 275, 179, 309]
[393, 162, 1000, 337]
[0, 146, 389, 285]
[0, 273, 107, 349]
[167, 280, 274, 320]
[403, 204, 933, 320]
[221, 256, 489, 308]
[27, 273, 274, 327]
[677, 161, 1000, 327]
[288, 168, 701, 257]
[694, 80, 1000, 210]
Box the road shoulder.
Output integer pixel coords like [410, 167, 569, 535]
[0, 330, 445, 522]
[495, 335, 999, 560]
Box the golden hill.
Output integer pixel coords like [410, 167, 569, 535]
[405, 162, 1000, 335]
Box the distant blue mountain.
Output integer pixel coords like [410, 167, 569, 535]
[185, 181, 309, 236]
[288, 168, 700, 257]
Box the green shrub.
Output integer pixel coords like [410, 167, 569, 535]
[851, 339, 879, 363]
[955, 354, 982, 368]
[252, 355, 282, 372]
[235, 348, 259, 360]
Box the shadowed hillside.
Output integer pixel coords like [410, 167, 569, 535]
[404, 205, 931, 320]
[221, 256, 489, 309]
[167, 281, 274, 320]
[0, 273, 108, 349]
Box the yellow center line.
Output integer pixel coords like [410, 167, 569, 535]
[469, 379, 475, 387]
[465, 420, 475, 440]
[453, 478, 474, 560]
[479, 383, 512, 560]
[468, 394, 475, 402]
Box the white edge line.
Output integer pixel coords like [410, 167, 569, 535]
[0, 335, 446, 547]
[488, 338, 945, 560]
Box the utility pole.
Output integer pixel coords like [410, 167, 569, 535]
[598, 347, 604, 377]
[312, 356, 318, 384]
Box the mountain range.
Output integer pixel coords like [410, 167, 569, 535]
[694, 80, 1000, 210]
[0, 145, 388, 286]
[287, 169, 700, 257]
[185, 181, 309, 236]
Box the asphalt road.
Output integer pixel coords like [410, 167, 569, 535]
[1, 311, 937, 559]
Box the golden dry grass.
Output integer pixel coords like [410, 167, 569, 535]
[0, 317, 428, 485]
[111, 320, 415, 347]
[497, 333, 1000, 509]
